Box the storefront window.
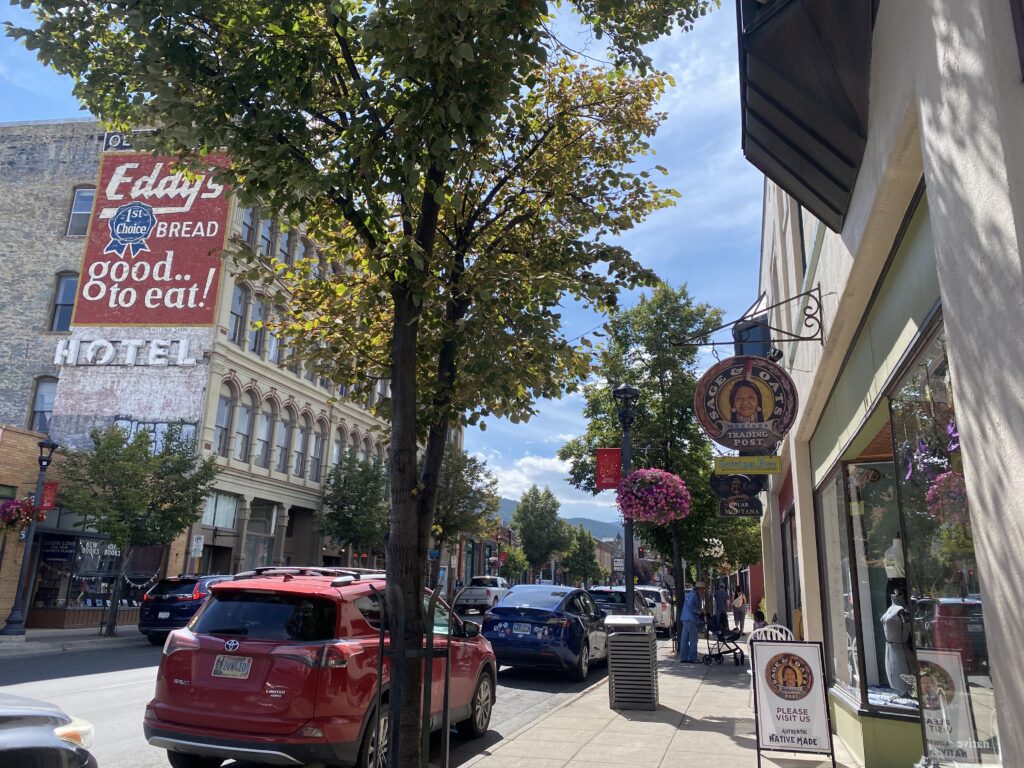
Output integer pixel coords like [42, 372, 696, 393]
[889, 326, 1000, 764]
[815, 471, 859, 702]
[244, 503, 276, 568]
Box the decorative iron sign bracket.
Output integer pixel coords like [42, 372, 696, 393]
[671, 285, 825, 349]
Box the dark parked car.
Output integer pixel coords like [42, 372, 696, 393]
[139, 574, 232, 645]
[0, 693, 97, 768]
[482, 585, 608, 681]
[586, 586, 652, 618]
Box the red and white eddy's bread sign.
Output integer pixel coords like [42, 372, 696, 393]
[73, 152, 230, 326]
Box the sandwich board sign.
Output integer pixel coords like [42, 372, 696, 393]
[751, 640, 835, 768]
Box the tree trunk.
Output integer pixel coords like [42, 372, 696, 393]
[104, 545, 131, 637]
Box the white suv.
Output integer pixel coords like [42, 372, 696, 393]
[637, 586, 675, 636]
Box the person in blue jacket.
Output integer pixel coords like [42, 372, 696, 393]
[678, 581, 706, 663]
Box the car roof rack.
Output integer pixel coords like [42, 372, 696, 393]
[232, 566, 366, 581]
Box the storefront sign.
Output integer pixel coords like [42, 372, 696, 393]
[73, 152, 230, 326]
[752, 641, 833, 757]
[595, 448, 622, 490]
[54, 338, 200, 366]
[714, 455, 782, 474]
[719, 497, 763, 517]
[41, 535, 78, 562]
[695, 356, 798, 451]
[916, 650, 981, 764]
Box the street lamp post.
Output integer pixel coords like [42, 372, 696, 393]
[1, 437, 59, 637]
[613, 384, 639, 615]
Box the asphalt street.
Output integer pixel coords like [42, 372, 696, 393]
[0, 637, 609, 768]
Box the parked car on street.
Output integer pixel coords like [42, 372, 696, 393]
[912, 596, 988, 674]
[482, 584, 608, 681]
[0, 693, 97, 768]
[455, 576, 511, 612]
[144, 567, 496, 768]
[138, 574, 233, 645]
[636, 586, 675, 636]
[586, 586, 652, 619]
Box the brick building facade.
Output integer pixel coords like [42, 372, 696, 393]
[0, 120, 394, 629]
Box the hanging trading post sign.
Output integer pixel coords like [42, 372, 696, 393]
[73, 151, 231, 327]
[595, 448, 622, 490]
[694, 356, 798, 451]
[751, 641, 835, 763]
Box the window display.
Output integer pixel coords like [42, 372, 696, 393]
[889, 325, 1000, 764]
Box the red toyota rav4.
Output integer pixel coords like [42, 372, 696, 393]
[144, 568, 496, 768]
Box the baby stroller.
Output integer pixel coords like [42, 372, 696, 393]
[701, 614, 746, 666]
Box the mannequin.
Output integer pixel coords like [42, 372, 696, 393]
[883, 534, 907, 604]
[881, 590, 914, 696]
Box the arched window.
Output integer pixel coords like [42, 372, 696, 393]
[258, 218, 275, 258]
[267, 329, 283, 365]
[349, 431, 360, 457]
[331, 429, 345, 467]
[277, 229, 293, 265]
[375, 442, 386, 463]
[50, 272, 78, 332]
[228, 284, 249, 346]
[66, 186, 95, 237]
[30, 377, 58, 432]
[213, 383, 236, 457]
[360, 437, 372, 463]
[293, 415, 311, 478]
[275, 407, 295, 473]
[254, 400, 275, 468]
[310, 422, 326, 482]
[248, 298, 267, 355]
[234, 392, 257, 462]
[241, 206, 258, 244]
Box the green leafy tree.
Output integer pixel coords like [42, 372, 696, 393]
[558, 283, 728, 597]
[512, 486, 572, 578]
[563, 524, 601, 586]
[13, 2, 718, 759]
[498, 546, 529, 585]
[59, 425, 218, 636]
[318, 451, 389, 556]
[431, 446, 500, 569]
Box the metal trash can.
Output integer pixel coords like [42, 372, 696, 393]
[605, 614, 658, 711]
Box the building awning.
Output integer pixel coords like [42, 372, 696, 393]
[736, 0, 875, 232]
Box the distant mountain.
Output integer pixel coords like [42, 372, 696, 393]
[497, 498, 621, 541]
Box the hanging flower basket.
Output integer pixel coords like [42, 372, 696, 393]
[0, 497, 44, 532]
[925, 471, 969, 524]
[616, 468, 691, 526]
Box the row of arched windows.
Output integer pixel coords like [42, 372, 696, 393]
[213, 382, 385, 482]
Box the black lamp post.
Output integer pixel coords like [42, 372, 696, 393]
[613, 384, 639, 614]
[1, 437, 59, 637]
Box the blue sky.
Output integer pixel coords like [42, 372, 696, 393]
[0, 2, 763, 523]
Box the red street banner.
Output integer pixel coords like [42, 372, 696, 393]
[595, 448, 622, 490]
[498, 551, 507, 565]
[40, 481, 59, 511]
[73, 152, 231, 326]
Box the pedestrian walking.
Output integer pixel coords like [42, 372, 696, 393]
[678, 581, 706, 663]
[731, 587, 747, 633]
[714, 582, 730, 630]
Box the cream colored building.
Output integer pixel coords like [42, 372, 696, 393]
[740, 1, 1024, 766]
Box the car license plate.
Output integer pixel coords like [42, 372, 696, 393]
[212, 654, 252, 679]
[513, 623, 530, 634]
[158, 611, 170, 619]
[968, 624, 983, 633]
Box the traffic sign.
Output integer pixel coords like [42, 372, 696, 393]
[190, 535, 205, 558]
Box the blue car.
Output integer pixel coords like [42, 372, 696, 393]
[482, 585, 608, 681]
[137, 574, 231, 644]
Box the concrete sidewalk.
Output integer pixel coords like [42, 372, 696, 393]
[461, 638, 862, 768]
[0, 623, 149, 658]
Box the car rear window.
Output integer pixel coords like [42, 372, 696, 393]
[148, 579, 199, 597]
[192, 591, 337, 641]
[501, 586, 569, 609]
[589, 591, 626, 605]
[470, 577, 501, 587]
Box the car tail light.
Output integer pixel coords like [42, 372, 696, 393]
[270, 645, 323, 667]
[164, 628, 199, 656]
[322, 642, 362, 669]
[142, 592, 152, 602]
[54, 717, 95, 750]
[485, 589, 492, 597]
[661, 602, 669, 611]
